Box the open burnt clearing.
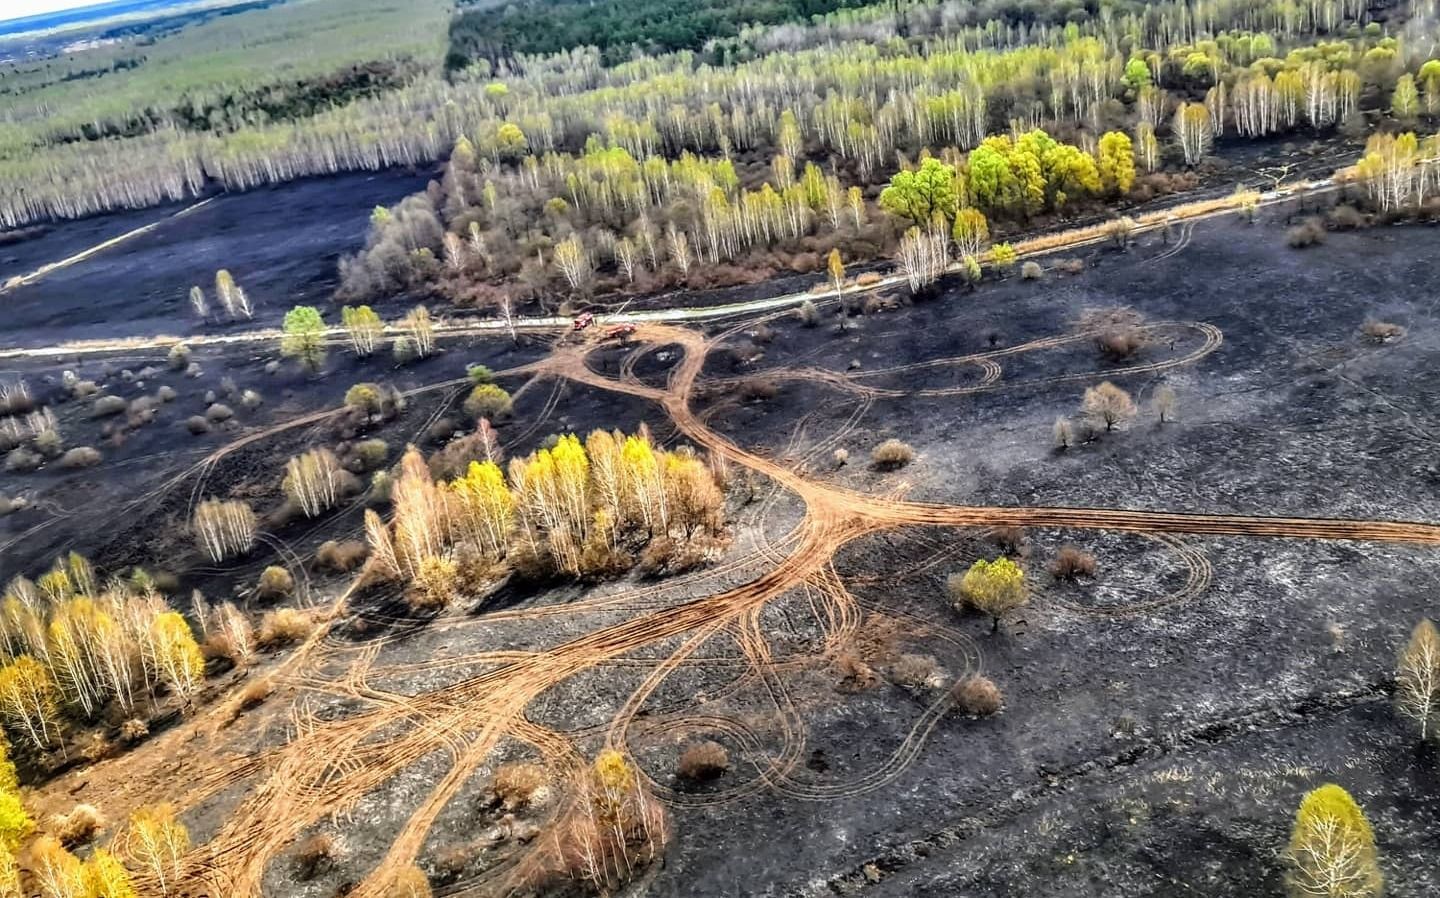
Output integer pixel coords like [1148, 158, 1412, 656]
[5, 204, 1440, 898]
[0, 167, 434, 348]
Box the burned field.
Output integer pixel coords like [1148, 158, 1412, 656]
[2, 206, 1439, 898]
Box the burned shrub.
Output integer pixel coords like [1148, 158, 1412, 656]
[1096, 328, 1148, 360]
[493, 762, 548, 811]
[92, 395, 127, 418]
[54, 804, 105, 848]
[185, 415, 211, 435]
[1049, 546, 1098, 580]
[677, 741, 730, 783]
[833, 651, 876, 691]
[316, 540, 368, 573]
[5, 447, 42, 472]
[205, 403, 235, 423]
[1326, 204, 1369, 230]
[952, 675, 1003, 716]
[1020, 260, 1044, 280]
[293, 833, 338, 880]
[739, 379, 778, 402]
[59, 447, 102, 469]
[1361, 319, 1406, 343]
[255, 566, 295, 600]
[890, 653, 940, 691]
[991, 526, 1026, 555]
[1286, 218, 1327, 248]
[796, 300, 820, 327]
[257, 609, 313, 649]
[238, 677, 274, 711]
[870, 439, 915, 470]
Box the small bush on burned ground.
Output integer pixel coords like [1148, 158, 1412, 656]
[990, 525, 1027, 556]
[238, 677, 274, 711]
[257, 609, 314, 649]
[889, 653, 940, 691]
[1361, 319, 1406, 343]
[54, 804, 105, 847]
[294, 833, 338, 880]
[255, 565, 294, 600]
[493, 762, 548, 811]
[677, 741, 730, 783]
[870, 439, 915, 470]
[739, 378, 778, 401]
[952, 676, 1003, 716]
[316, 539, 368, 573]
[1287, 218, 1327, 248]
[1049, 546, 1098, 580]
[1096, 328, 1148, 360]
[833, 651, 876, 691]
[1327, 204, 1369, 230]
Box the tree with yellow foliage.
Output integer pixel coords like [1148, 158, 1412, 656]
[1097, 131, 1136, 195]
[146, 613, 204, 707]
[448, 461, 514, 562]
[948, 557, 1027, 632]
[124, 804, 189, 897]
[951, 207, 989, 257]
[0, 654, 60, 749]
[84, 849, 138, 898]
[0, 847, 20, 898]
[31, 836, 86, 898]
[0, 790, 33, 853]
[1286, 784, 1382, 898]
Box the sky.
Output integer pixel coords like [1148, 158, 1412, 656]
[0, 0, 111, 24]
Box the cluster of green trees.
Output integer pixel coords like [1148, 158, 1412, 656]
[448, 0, 869, 67]
[2, 0, 1430, 228]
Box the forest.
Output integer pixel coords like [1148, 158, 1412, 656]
[446, 0, 874, 67]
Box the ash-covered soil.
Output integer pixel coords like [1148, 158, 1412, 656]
[0, 167, 434, 348]
[8, 201, 1440, 898]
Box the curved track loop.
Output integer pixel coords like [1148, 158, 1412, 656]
[51, 316, 1440, 898]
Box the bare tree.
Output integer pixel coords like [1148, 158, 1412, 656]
[1082, 382, 1136, 432]
[1397, 618, 1440, 742]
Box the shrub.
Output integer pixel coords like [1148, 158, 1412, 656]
[462, 384, 512, 421]
[240, 390, 263, 410]
[255, 566, 294, 600]
[493, 762, 548, 810]
[991, 526, 1026, 555]
[410, 556, 458, 610]
[345, 383, 384, 418]
[1360, 319, 1405, 343]
[952, 676, 1003, 716]
[167, 344, 190, 371]
[1105, 216, 1135, 247]
[59, 447, 101, 468]
[467, 364, 494, 385]
[205, 403, 234, 423]
[119, 719, 149, 743]
[1327, 204, 1369, 230]
[1049, 546, 1097, 580]
[796, 300, 820, 326]
[1152, 384, 1177, 423]
[948, 557, 1027, 632]
[294, 833, 337, 880]
[890, 653, 940, 690]
[833, 651, 876, 691]
[871, 439, 915, 470]
[316, 540, 368, 573]
[257, 609, 313, 649]
[739, 379, 778, 401]
[1286, 218, 1327, 248]
[855, 271, 883, 287]
[352, 438, 389, 471]
[192, 499, 256, 563]
[32, 429, 63, 458]
[833, 448, 849, 467]
[1054, 257, 1085, 274]
[185, 416, 211, 435]
[237, 677, 274, 712]
[0, 495, 26, 516]
[4, 448, 42, 472]
[1096, 328, 1147, 360]
[92, 395, 127, 417]
[71, 380, 99, 398]
[677, 741, 730, 782]
[1020, 260, 1044, 280]
[54, 804, 104, 847]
